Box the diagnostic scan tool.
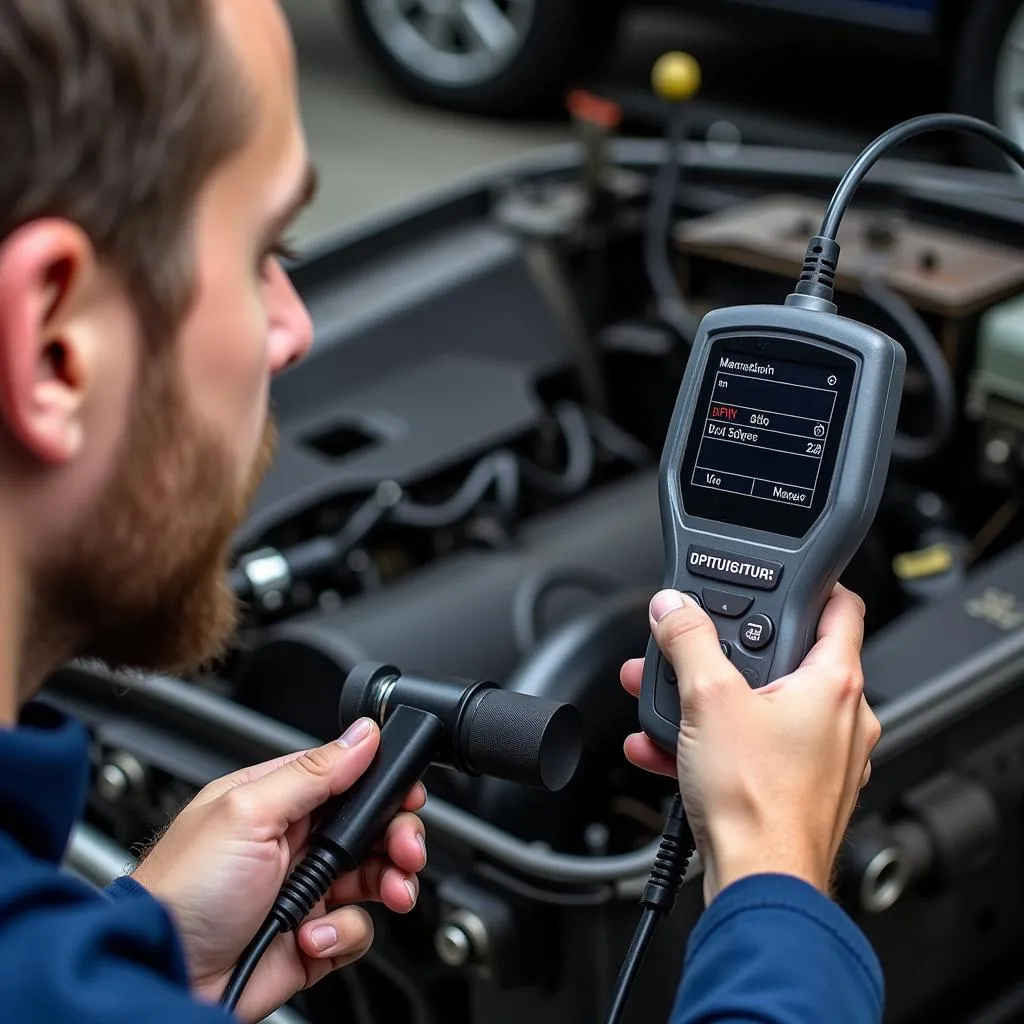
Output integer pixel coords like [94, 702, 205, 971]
[639, 303, 906, 752]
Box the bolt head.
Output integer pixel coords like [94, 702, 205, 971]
[435, 924, 473, 967]
[986, 436, 1012, 465]
[97, 763, 130, 802]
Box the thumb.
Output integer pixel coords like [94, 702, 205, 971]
[650, 590, 744, 713]
[229, 718, 381, 831]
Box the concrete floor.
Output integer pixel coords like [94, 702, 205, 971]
[282, 0, 570, 248]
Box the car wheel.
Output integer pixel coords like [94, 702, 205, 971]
[344, 0, 624, 117]
[952, 0, 1024, 170]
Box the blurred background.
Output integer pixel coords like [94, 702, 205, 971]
[283, 0, 1004, 246]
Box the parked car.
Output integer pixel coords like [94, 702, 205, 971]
[340, 0, 1024, 168]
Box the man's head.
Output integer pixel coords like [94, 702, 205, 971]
[0, 0, 315, 695]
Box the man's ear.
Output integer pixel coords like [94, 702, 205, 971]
[0, 220, 102, 466]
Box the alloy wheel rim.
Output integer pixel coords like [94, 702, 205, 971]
[362, 0, 537, 88]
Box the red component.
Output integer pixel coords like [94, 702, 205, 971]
[566, 89, 623, 130]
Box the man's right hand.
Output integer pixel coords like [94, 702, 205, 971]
[620, 584, 880, 905]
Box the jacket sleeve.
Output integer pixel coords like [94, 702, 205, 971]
[0, 839, 235, 1023]
[670, 874, 884, 1024]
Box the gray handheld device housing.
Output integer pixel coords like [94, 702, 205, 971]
[639, 303, 906, 753]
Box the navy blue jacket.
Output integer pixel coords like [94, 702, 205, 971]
[670, 875, 884, 1024]
[0, 701, 884, 1022]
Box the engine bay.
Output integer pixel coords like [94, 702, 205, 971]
[42, 133, 1024, 1024]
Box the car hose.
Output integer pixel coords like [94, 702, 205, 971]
[860, 275, 956, 462]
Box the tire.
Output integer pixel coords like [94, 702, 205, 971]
[951, 0, 1024, 170]
[344, 0, 624, 118]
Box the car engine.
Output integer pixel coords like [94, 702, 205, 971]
[41, 127, 1024, 1024]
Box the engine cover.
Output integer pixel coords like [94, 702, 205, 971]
[234, 470, 663, 741]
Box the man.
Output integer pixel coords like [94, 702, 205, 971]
[0, 2, 425, 1021]
[0, 3, 882, 1024]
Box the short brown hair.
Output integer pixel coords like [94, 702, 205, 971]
[0, 0, 255, 339]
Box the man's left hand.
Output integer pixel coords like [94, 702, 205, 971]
[129, 718, 426, 1022]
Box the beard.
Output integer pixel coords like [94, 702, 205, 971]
[30, 351, 276, 680]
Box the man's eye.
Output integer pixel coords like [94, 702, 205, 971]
[270, 240, 302, 263]
[262, 239, 303, 274]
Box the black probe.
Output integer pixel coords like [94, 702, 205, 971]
[219, 663, 582, 1015]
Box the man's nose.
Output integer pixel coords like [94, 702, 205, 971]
[268, 262, 314, 375]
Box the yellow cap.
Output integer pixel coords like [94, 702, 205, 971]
[892, 543, 955, 581]
[652, 51, 701, 103]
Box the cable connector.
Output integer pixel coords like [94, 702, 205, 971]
[786, 235, 841, 314]
[604, 794, 696, 1024]
[270, 846, 348, 931]
[641, 793, 695, 916]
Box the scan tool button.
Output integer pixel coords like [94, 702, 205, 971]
[740, 613, 774, 651]
[661, 657, 677, 686]
[740, 667, 762, 687]
[702, 588, 753, 618]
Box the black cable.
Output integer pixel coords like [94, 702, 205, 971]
[362, 949, 436, 1024]
[474, 860, 614, 906]
[332, 481, 404, 555]
[646, 104, 701, 346]
[962, 976, 1024, 1024]
[220, 918, 283, 1013]
[231, 403, 613, 603]
[391, 451, 520, 529]
[860, 276, 956, 462]
[338, 963, 376, 1024]
[604, 794, 695, 1024]
[396, 403, 596, 525]
[794, 114, 1024, 310]
[584, 409, 652, 467]
[605, 908, 658, 1024]
[221, 845, 349, 1013]
[517, 403, 596, 497]
[820, 114, 1024, 243]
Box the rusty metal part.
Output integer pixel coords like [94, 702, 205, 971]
[674, 195, 1024, 318]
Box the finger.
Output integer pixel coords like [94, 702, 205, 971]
[327, 856, 420, 915]
[193, 748, 318, 807]
[623, 733, 677, 778]
[297, 905, 375, 974]
[859, 695, 882, 764]
[800, 584, 867, 672]
[326, 855, 389, 907]
[402, 782, 427, 812]
[284, 817, 313, 869]
[620, 659, 644, 698]
[383, 811, 427, 875]
[649, 591, 743, 711]
[379, 863, 419, 913]
[832, 698, 881, 859]
[222, 719, 382, 831]
[776, 588, 867, 708]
